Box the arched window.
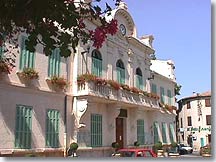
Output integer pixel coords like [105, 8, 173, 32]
[91, 50, 102, 77]
[136, 68, 143, 90]
[116, 59, 125, 84]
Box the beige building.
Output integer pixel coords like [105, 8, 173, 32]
[177, 91, 211, 151]
[0, 2, 178, 157]
[0, 34, 73, 156]
[71, 2, 178, 157]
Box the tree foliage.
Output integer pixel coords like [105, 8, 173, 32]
[0, 0, 120, 58]
[174, 83, 182, 96]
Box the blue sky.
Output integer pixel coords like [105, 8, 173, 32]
[101, 0, 211, 100]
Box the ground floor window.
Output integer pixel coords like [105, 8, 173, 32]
[137, 119, 145, 145]
[46, 109, 60, 148]
[162, 122, 167, 143]
[169, 123, 175, 143]
[153, 122, 159, 143]
[91, 114, 102, 147]
[15, 105, 32, 149]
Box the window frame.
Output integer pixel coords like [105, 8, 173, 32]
[19, 35, 35, 70]
[91, 114, 102, 147]
[137, 119, 145, 145]
[15, 105, 32, 149]
[91, 50, 102, 77]
[206, 115, 211, 125]
[136, 68, 143, 90]
[187, 116, 192, 126]
[48, 48, 61, 77]
[45, 109, 60, 148]
[205, 98, 211, 107]
[116, 59, 125, 84]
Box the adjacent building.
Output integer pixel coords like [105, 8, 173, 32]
[177, 91, 211, 151]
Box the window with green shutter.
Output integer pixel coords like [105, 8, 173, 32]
[116, 59, 125, 84]
[19, 36, 35, 70]
[15, 105, 32, 149]
[153, 122, 159, 144]
[91, 114, 102, 147]
[136, 68, 143, 90]
[160, 87, 165, 104]
[48, 48, 61, 77]
[137, 119, 145, 145]
[151, 83, 157, 94]
[169, 123, 175, 143]
[162, 123, 167, 143]
[46, 109, 60, 148]
[167, 89, 172, 105]
[91, 50, 102, 77]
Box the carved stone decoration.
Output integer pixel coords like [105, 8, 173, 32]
[127, 48, 133, 56]
[77, 99, 88, 116]
[76, 99, 88, 129]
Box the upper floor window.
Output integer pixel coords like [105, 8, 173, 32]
[160, 87, 165, 104]
[136, 68, 143, 90]
[206, 115, 211, 125]
[187, 116, 192, 126]
[48, 48, 61, 77]
[151, 83, 157, 94]
[116, 59, 125, 84]
[167, 89, 172, 105]
[180, 118, 183, 128]
[92, 50, 102, 77]
[205, 98, 211, 107]
[186, 101, 191, 109]
[19, 35, 35, 70]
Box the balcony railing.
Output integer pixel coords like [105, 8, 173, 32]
[76, 81, 160, 110]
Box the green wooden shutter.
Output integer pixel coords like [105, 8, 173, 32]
[160, 87, 165, 103]
[136, 75, 143, 90]
[162, 123, 167, 143]
[151, 84, 157, 94]
[19, 36, 35, 70]
[48, 48, 61, 77]
[167, 90, 172, 105]
[153, 122, 159, 144]
[15, 105, 32, 149]
[46, 109, 60, 148]
[91, 114, 102, 147]
[92, 57, 102, 77]
[169, 123, 175, 143]
[117, 67, 125, 84]
[137, 120, 145, 145]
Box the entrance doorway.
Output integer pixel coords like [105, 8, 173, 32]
[116, 117, 124, 148]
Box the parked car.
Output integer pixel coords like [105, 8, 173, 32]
[178, 143, 193, 154]
[112, 148, 157, 157]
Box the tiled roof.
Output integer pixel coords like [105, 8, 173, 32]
[178, 91, 211, 103]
